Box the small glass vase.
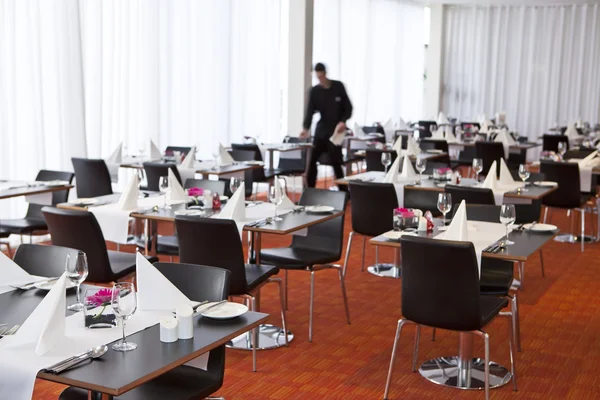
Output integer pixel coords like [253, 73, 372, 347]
[393, 210, 419, 232]
[84, 288, 117, 329]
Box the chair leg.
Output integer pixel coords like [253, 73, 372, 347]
[543, 206, 549, 224]
[270, 277, 289, 347]
[383, 319, 407, 400]
[3, 243, 12, 258]
[518, 261, 525, 290]
[343, 231, 355, 277]
[338, 268, 351, 325]
[539, 249, 545, 277]
[309, 269, 315, 342]
[375, 246, 379, 267]
[581, 208, 585, 252]
[510, 293, 521, 352]
[477, 331, 491, 400]
[361, 235, 366, 272]
[284, 270, 289, 310]
[506, 313, 518, 391]
[250, 296, 258, 372]
[412, 325, 421, 372]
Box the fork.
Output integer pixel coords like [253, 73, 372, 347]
[0, 325, 20, 336]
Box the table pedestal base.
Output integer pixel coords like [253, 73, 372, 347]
[367, 263, 401, 278]
[554, 233, 595, 243]
[419, 357, 512, 390]
[227, 324, 294, 350]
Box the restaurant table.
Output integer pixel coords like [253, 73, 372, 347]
[263, 143, 313, 173]
[370, 224, 557, 390]
[0, 181, 73, 201]
[120, 160, 263, 178]
[447, 141, 541, 151]
[351, 149, 450, 163]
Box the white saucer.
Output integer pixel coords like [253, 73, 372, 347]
[174, 209, 205, 216]
[533, 181, 558, 187]
[199, 302, 248, 320]
[43, 180, 70, 187]
[383, 231, 417, 240]
[523, 223, 558, 232]
[305, 205, 335, 214]
[73, 198, 97, 205]
[34, 280, 77, 291]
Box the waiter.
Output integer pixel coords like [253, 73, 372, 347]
[300, 63, 353, 189]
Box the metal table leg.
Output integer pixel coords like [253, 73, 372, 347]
[367, 247, 402, 278]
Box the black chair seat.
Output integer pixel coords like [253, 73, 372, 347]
[260, 247, 339, 269]
[0, 229, 9, 238]
[156, 235, 179, 255]
[0, 217, 47, 233]
[479, 258, 513, 296]
[479, 296, 509, 327]
[245, 264, 279, 290]
[263, 168, 291, 179]
[107, 251, 158, 280]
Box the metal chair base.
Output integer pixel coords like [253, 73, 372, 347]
[554, 234, 595, 243]
[227, 324, 294, 350]
[419, 357, 512, 390]
[367, 264, 401, 279]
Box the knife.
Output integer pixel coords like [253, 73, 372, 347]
[197, 300, 228, 313]
[11, 277, 59, 290]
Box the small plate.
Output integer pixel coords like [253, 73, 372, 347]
[174, 209, 205, 216]
[43, 180, 70, 187]
[533, 181, 558, 187]
[243, 160, 264, 166]
[34, 280, 77, 291]
[199, 302, 248, 320]
[305, 205, 335, 214]
[436, 183, 447, 188]
[426, 149, 444, 154]
[73, 198, 98, 206]
[383, 230, 417, 241]
[523, 223, 558, 232]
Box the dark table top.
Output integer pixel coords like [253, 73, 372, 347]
[120, 161, 262, 176]
[447, 141, 541, 150]
[0, 182, 73, 200]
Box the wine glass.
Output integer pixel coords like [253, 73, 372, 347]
[111, 282, 138, 352]
[381, 152, 392, 174]
[230, 177, 243, 193]
[212, 151, 220, 169]
[472, 158, 483, 182]
[557, 141, 567, 158]
[65, 252, 89, 311]
[415, 157, 427, 184]
[269, 184, 284, 221]
[500, 204, 516, 246]
[136, 169, 146, 198]
[518, 164, 530, 191]
[437, 193, 452, 226]
[137, 142, 146, 159]
[158, 176, 169, 208]
[429, 125, 436, 137]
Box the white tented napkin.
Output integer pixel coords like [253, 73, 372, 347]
[494, 129, 515, 158]
[406, 136, 421, 156]
[382, 118, 394, 140]
[481, 161, 498, 190]
[437, 111, 450, 126]
[150, 140, 162, 160]
[441, 200, 468, 242]
[392, 136, 404, 155]
[274, 177, 295, 211]
[480, 120, 492, 133]
[0, 252, 34, 294]
[445, 127, 457, 143]
[136, 253, 193, 311]
[383, 155, 401, 183]
[579, 150, 598, 166]
[498, 158, 516, 186]
[213, 182, 246, 221]
[354, 122, 366, 138]
[400, 155, 417, 179]
[106, 142, 122, 164]
[219, 143, 235, 165]
[180, 146, 196, 169]
[168, 168, 187, 203]
[398, 117, 409, 130]
[431, 127, 445, 140]
[565, 124, 579, 145]
[5, 274, 68, 356]
[117, 174, 139, 210]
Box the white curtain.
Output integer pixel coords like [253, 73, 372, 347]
[442, 4, 600, 139]
[313, 0, 425, 126]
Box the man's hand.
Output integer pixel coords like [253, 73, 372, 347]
[299, 129, 310, 139]
[335, 122, 347, 134]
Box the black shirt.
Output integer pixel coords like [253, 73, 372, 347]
[303, 80, 353, 139]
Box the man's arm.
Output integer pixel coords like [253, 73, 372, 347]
[302, 87, 316, 131]
[339, 82, 353, 123]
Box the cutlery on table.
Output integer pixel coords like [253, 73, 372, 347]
[46, 345, 109, 374]
[0, 324, 21, 336]
[10, 277, 59, 290]
[197, 300, 228, 313]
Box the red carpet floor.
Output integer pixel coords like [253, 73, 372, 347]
[30, 199, 600, 399]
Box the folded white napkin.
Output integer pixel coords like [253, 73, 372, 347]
[354, 122, 366, 138]
[167, 168, 187, 204]
[406, 136, 421, 156]
[481, 161, 498, 190]
[437, 112, 450, 126]
[477, 114, 487, 125]
[442, 200, 468, 241]
[565, 124, 580, 145]
[180, 146, 196, 169]
[496, 112, 507, 126]
[445, 126, 457, 143]
[150, 140, 162, 160]
[480, 120, 492, 133]
[431, 127, 445, 140]
[400, 155, 417, 179]
[117, 175, 139, 210]
[0, 251, 32, 290]
[498, 158, 516, 186]
[136, 252, 193, 311]
[382, 118, 393, 139]
[580, 150, 599, 166]
[214, 182, 246, 221]
[494, 129, 515, 158]
[329, 128, 346, 146]
[398, 117, 409, 130]
[6, 274, 67, 355]
[383, 155, 401, 183]
[219, 143, 235, 165]
[392, 136, 404, 155]
[106, 142, 122, 164]
[274, 177, 295, 211]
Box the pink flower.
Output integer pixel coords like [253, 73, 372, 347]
[394, 207, 415, 218]
[86, 288, 113, 307]
[187, 187, 204, 197]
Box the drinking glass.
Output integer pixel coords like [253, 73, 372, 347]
[137, 142, 146, 159]
[429, 125, 436, 137]
[65, 252, 89, 312]
[269, 185, 283, 221]
[381, 152, 392, 174]
[415, 157, 427, 184]
[111, 282, 138, 352]
[472, 158, 483, 182]
[230, 177, 243, 193]
[158, 176, 169, 208]
[437, 193, 452, 225]
[518, 164, 530, 191]
[557, 141, 567, 158]
[136, 169, 146, 198]
[212, 151, 220, 169]
[500, 204, 516, 246]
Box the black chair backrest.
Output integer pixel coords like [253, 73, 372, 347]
[419, 139, 449, 153]
[361, 126, 386, 143]
[291, 188, 348, 258]
[41, 207, 114, 282]
[143, 162, 182, 192]
[227, 149, 255, 196]
[540, 161, 583, 207]
[71, 158, 113, 198]
[164, 146, 192, 157]
[175, 217, 248, 295]
[27, 170, 75, 219]
[418, 120, 437, 138]
[365, 150, 397, 172]
[475, 142, 504, 177]
[229, 149, 255, 162]
[400, 235, 482, 331]
[231, 144, 263, 161]
[13, 244, 80, 277]
[456, 204, 501, 222]
[279, 137, 309, 172]
[183, 179, 227, 195]
[349, 181, 398, 236]
[542, 135, 569, 152]
[509, 170, 544, 182]
[445, 185, 495, 206]
[153, 262, 229, 386]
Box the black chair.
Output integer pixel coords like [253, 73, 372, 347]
[278, 136, 310, 176]
[175, 216, 288, 368]
[542, 135, 569, 153]
[0, 230, 11, 257]
[12, 244, 80, 277]
[383, 236, 516, 400]
[445, 185, 495, 206]
[59, 263, 231, 400]
[505, 171, 546, 225]
[365, 150, 397, 172]
[184, 179, 227, 195]
[41, 207, 158, 282]
[259, 188, 350, 342]
[231, 143, 286, 181]
[417, 120, 437, 138]
[71, 158, 114, 198]
[143, 162, 182, 192]
[540, 161, 591, 252]
[228, 149, 257, 197]
[419, 139, 451, 168]
[0, 170, 74, 242]
[475, 142, 504, 177]
[164, 146, 192, 157]
[347, 181, 398, 272]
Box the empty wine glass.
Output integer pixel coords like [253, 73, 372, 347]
[437, 193, 452, 226]
[381, 152, 392, 173]
[557, 141, 567, 158]
[111, 282, 138, 352]
[500, 204, 516, 246]
[429, 125, 436, 137]
[212, 151, 220, 169]
[158, 176, 169, 208]
[518, 164, 530, 191]
[137, 142, 146, 159]
[65, 252, 89, 312]
[472, 158, 483, 182]
[136, 169, 146, 198]
[230, 177, 243, 193]
[415, 157, 427, 184]
[269, 184, 284, 221]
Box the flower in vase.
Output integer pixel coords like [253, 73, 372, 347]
[87, 288, 113, 307]
[187, 187, 204, 204]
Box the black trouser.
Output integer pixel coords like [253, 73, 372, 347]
[307, 137, 345, 188]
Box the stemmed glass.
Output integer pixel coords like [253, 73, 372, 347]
[269, 184, 284, 221]
[500, 204, 516, 246]
[415, 157, 427, 184]
[437, 193, 452, 226]
[137, 142, 146, 159]
[111, 282, 138, 352]
[557, 141, 567, 158]
[65, 252, 89, 312]
[472, 158, 483, 182]
[518, 164, 530, 191]
[381, 152, 392, 174]
[158, 176, 169, 208]
[429, 125, 436, 137]
[136, 169, 146, 198]
[230, 177, 243, 193]
[212, 150, 220, 169]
